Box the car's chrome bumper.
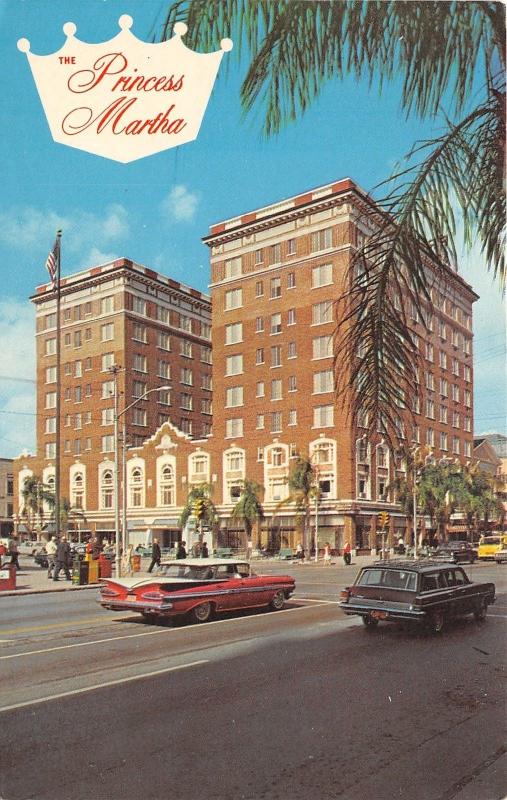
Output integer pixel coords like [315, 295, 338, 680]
[340, 601, 426, 620]
[97, 598, 174, 612]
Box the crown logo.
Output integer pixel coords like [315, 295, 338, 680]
[18, 15, 233, 163]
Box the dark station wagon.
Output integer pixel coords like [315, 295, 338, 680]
[340, 560, 495, 633]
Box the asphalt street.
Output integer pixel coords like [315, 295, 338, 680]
[0, 561, 505, 800]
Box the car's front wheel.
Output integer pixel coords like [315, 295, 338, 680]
[429, 610, 445, 633]
[362, 614, 379, 628]
[269, 590, 285, 611]
[190, 602, 213, 623]
[474, 598, 487, 622]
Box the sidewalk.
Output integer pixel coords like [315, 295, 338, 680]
[0, 553, 376, 598]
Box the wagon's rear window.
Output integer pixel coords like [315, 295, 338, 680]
[356, 569, 416, 591]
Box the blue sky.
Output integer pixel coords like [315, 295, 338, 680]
[0, 0, 505, 458]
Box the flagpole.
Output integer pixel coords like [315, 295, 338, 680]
[55, 230, 62, 541]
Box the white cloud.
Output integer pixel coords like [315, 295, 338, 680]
[0, 203, 130, 257]
[0, 298, 36, 458]
[160, 185, 199, 222]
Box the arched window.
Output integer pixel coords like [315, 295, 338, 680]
[377, 445, 389, 469]
[101, 469, 113, 509]
[72, 472, 84, 509]
[225, 450, 244, 473]
[130, 467, 143, 508]
[311, 441, 335, 465]
[160, 465, 174, 506]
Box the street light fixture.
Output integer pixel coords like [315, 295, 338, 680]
[110, 368, 171, 576]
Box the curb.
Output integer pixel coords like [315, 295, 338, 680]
[0, 583, 101, 598]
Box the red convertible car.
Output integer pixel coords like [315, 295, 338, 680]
[98, 558, 296, 623]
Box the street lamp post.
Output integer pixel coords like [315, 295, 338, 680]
[110, 369, 171, 576]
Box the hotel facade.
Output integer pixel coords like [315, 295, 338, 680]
[14, 179, 477, 552]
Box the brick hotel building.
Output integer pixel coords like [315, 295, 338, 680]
[205, 178, 477, 551]
[14, 180, 477, 552]
[14, 258, 212, 543]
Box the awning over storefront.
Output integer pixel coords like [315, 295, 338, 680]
[152, 519, 179, 527]
[127, 520, 146, 530]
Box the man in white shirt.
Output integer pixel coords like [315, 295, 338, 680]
[46, 536, 58, 579]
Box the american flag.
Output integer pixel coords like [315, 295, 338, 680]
[45, 235, 60, 288]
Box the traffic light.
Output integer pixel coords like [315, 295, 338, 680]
[377, 511, 390, 529]
[193, 498, 205, 520]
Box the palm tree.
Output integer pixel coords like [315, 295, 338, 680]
[279, 456, 318, 558]
[20, 476, 55, 540]
[231, 480, 264, 551]
[159, 1, 505, 448]
[58, 498, 87, 541]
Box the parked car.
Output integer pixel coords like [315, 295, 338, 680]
[133, 545, 152, 558]
[339, 559, 495, 633]
[18, 540, 42, 557]
[98, 558, 296, 623]
[478, 535, 507, 560]
[494, 548, 507, 564]
[431, 541, 477, 564]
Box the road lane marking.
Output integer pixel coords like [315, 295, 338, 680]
[0, 600, 333, 660]
[0, 616, 111, 635]
[0, 660, 209, 713]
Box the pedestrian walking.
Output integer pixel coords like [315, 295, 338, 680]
[323, 543, 332, 564]
[296, 543, 304, 560]
[53, 537, 72, 581]
[343, 541, 351, 566]
[148, 538, 161, 573]
[176, 540, 187, 559]
[201, 541, 209, 558]
[91, 535, 102, 560]
[46, 535, 58, 578]
[8, 537, 20, 569]
[121, 544, 135, 577]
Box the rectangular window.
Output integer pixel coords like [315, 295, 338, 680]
[271, 345, 282, 367]
[256, 381, 265, 398]
[271, 412, 282, 433]
[45, 442, 56, 459]
[255, 316, 264, 333]
[45, 392, 57, 409]
[452, 358, 460, 376]
[45, 366, 57, 384]
[313, 370, 333, 393]
[426, 373, 435, 391]
[464, 440, 472, 457]
[179, 315, 192, 333]
[312, 263, 333, 288]
[180, 394, 193, 411]
[133, 353, 147, 372]
[64, 308, 72, 322]
[257, 446, 264, 462]
[45, 338, 56, 355]
[64, 333, 71, 347]
[287, 238, 296, 256]
[270, 244, 281, 264]
[255, 280, 264, 297]
[288, 375, 297, 392]
[287, 308, 296, 325]
[256, 414, 265, 430]
[75, 413, 82, 430]
[270, 313, 282, 334]
[312, 300, 333, 325]
[132, 322, 147, 343]
[287, 271, 296, 289]
[313, 404, 334, 427]
[453, 411, 460, 428]
[85, 384, 92, 398]
[102, 435, 114, 453]
[45, 417, 56, 434]
[132, 296, 147, 315]
[225, 418, 243, 438]
[225, 355, 243, 376]
[201, 398, 212, 415]
[101, 408, 114, 426]
[225, 257, 242, 278]
[225, 288, 242, 310]
[225, 322, 243, 345]
[440, 378, 448, 397]
[101, 323, 114, 342]
[201, 346, 212, 364]
[426, 428, 435, 447]
[74, 386, 82, 403]
[84, 357, 92, 370]
[101, 296, 114, 314]
[288, 409, 297, 426]
[226, 386, 244, 407]
[256, 348, 265, 365]
[158, 360, 171, 379]
[287, 342, 297, 359]
[270, 277, 281, 298]
[426, 399, 435, 419]
[157, 306, 170, 323]
[180, 340, 193, 358]
[202, 374, 212, 391]
[452, 384, 460, 402]
[464, 390, 471, 408]
[464, 416, 471, 432]
[74, 330, 82, 348]
[180, 367, 194, 385]
[255, 249, 263, 265]
[440, 432, 448, 451]
[313, 335, 333, 359]
[426, 343, 434, 362]
[201, 322, 211, 341]
[440, 405, 448, 424]
[157, 331, 171, 350]
[453, 436, 460, 455]
[158, 389, 171, 406]
[102, 352, 115, 372]
[74, 360, 82, 378]
[85, 328, 92, 341]
[132, 380, 147, 398]
[439, 350, 447, 369]
[311, 227, 332, 252]
[271, 379, 282, 400]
